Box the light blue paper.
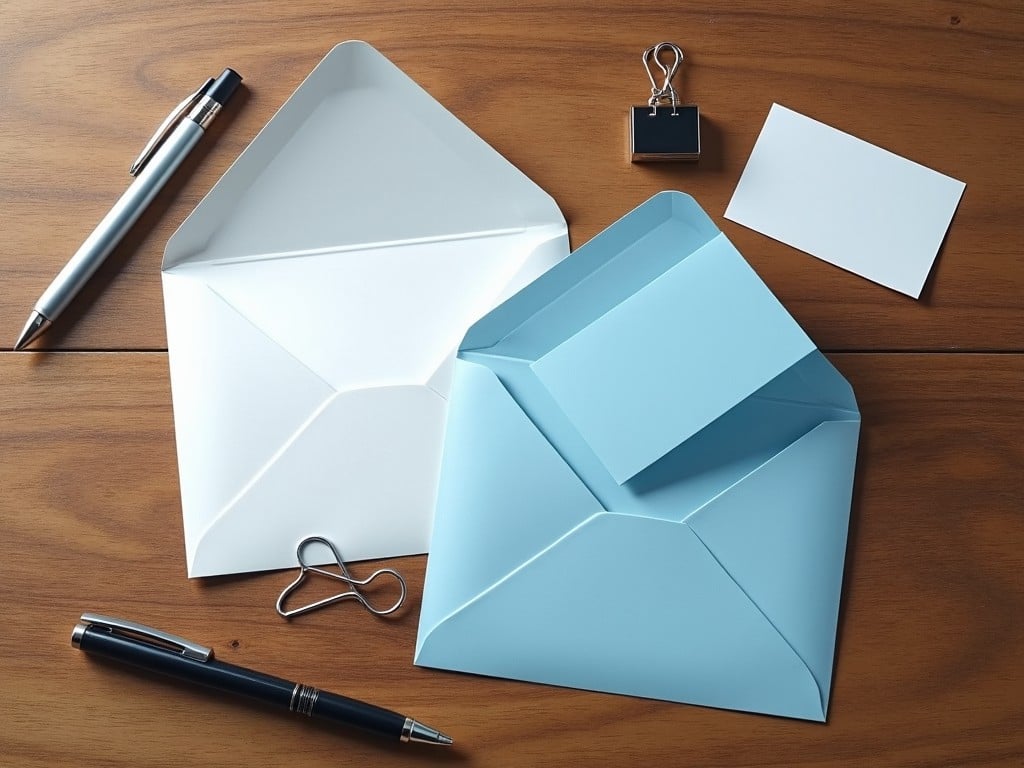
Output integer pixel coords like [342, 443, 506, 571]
[415, 192, 861, 721]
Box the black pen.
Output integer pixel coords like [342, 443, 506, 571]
[71, 613, 453, 746]
[14, 69, 242, 350]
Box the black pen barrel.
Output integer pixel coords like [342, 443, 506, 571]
[76, 626, 405, 738]
[313, 690, 406, 737]
[78, 626, 294, 703]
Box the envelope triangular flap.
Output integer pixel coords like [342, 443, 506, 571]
[489, 192, 816, 484]
[163, 40, 563, 270]
[416, 512, 825, 720]
[686, 417, 861, 717]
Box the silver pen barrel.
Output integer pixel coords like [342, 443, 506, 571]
[35, 118, 205, 321]
[15, 68, 241, 350]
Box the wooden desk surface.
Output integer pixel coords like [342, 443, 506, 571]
[1, 2, 1021, 766]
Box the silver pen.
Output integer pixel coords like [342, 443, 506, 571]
[14, 68, 243, 351]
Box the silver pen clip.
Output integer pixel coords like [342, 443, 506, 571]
[129, 78, 214, 177]
[73, 612, 213, 661]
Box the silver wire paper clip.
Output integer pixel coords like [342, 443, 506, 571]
[630, 42, 701, 162]
[276, 536, 407, 619]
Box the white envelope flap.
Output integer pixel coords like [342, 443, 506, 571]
[171, 231, 560, 393]
[163, 40, 565, 271]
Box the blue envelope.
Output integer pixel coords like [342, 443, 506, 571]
[414, 192, 861, 721]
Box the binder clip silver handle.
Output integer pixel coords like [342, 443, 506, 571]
[643, 42, 684, 115]
[630, 42, 700, 163]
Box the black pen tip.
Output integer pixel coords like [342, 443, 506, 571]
[207, 68, 243, 107]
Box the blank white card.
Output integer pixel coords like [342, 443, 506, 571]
[725, 104, 966, 298]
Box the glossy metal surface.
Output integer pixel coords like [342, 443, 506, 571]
[35, 120, 204, 321]
[76, 612, 213, 661]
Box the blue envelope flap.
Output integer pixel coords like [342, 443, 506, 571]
[529, 232, 816, 484]
[460, 192, 720, 358]
[417, 512, 826, 720]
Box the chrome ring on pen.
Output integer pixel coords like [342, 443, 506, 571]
[289, 683, 320, 716]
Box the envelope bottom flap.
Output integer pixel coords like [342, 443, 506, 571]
[685, 419, 861, 712]
[187, 384, 447, 577]
[416, 512, 825, 720]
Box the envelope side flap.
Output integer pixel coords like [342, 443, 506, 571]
[417, 358, 606, 641]
[164, 40, 565, 270]
[162, 272, 336, 561]
[187, 385, 445, 577]
[754, 350, 859, 413]
[487, 227, 572, 309]
[686, 419, 861, 714]
[416, 512, 825, 720]
[622, 352, 857, 522]
[460, 192, 718, 356]
[529, 234, 817, 484]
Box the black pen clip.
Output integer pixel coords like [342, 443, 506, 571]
[74, 612, 213, 661]
[129, 78, 215, 177]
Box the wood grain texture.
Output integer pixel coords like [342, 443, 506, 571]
[0, 1, 1022, 351]
[1, 2, 1023, 767]
[0, 353, 1021, 767]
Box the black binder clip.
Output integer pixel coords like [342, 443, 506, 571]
[630, 42, 700, 162]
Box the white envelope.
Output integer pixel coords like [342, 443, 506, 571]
[161, 41, 569, 577]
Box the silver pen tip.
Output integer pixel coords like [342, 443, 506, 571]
[402, 717, 454, 745]
[14, 311, 50, 351]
